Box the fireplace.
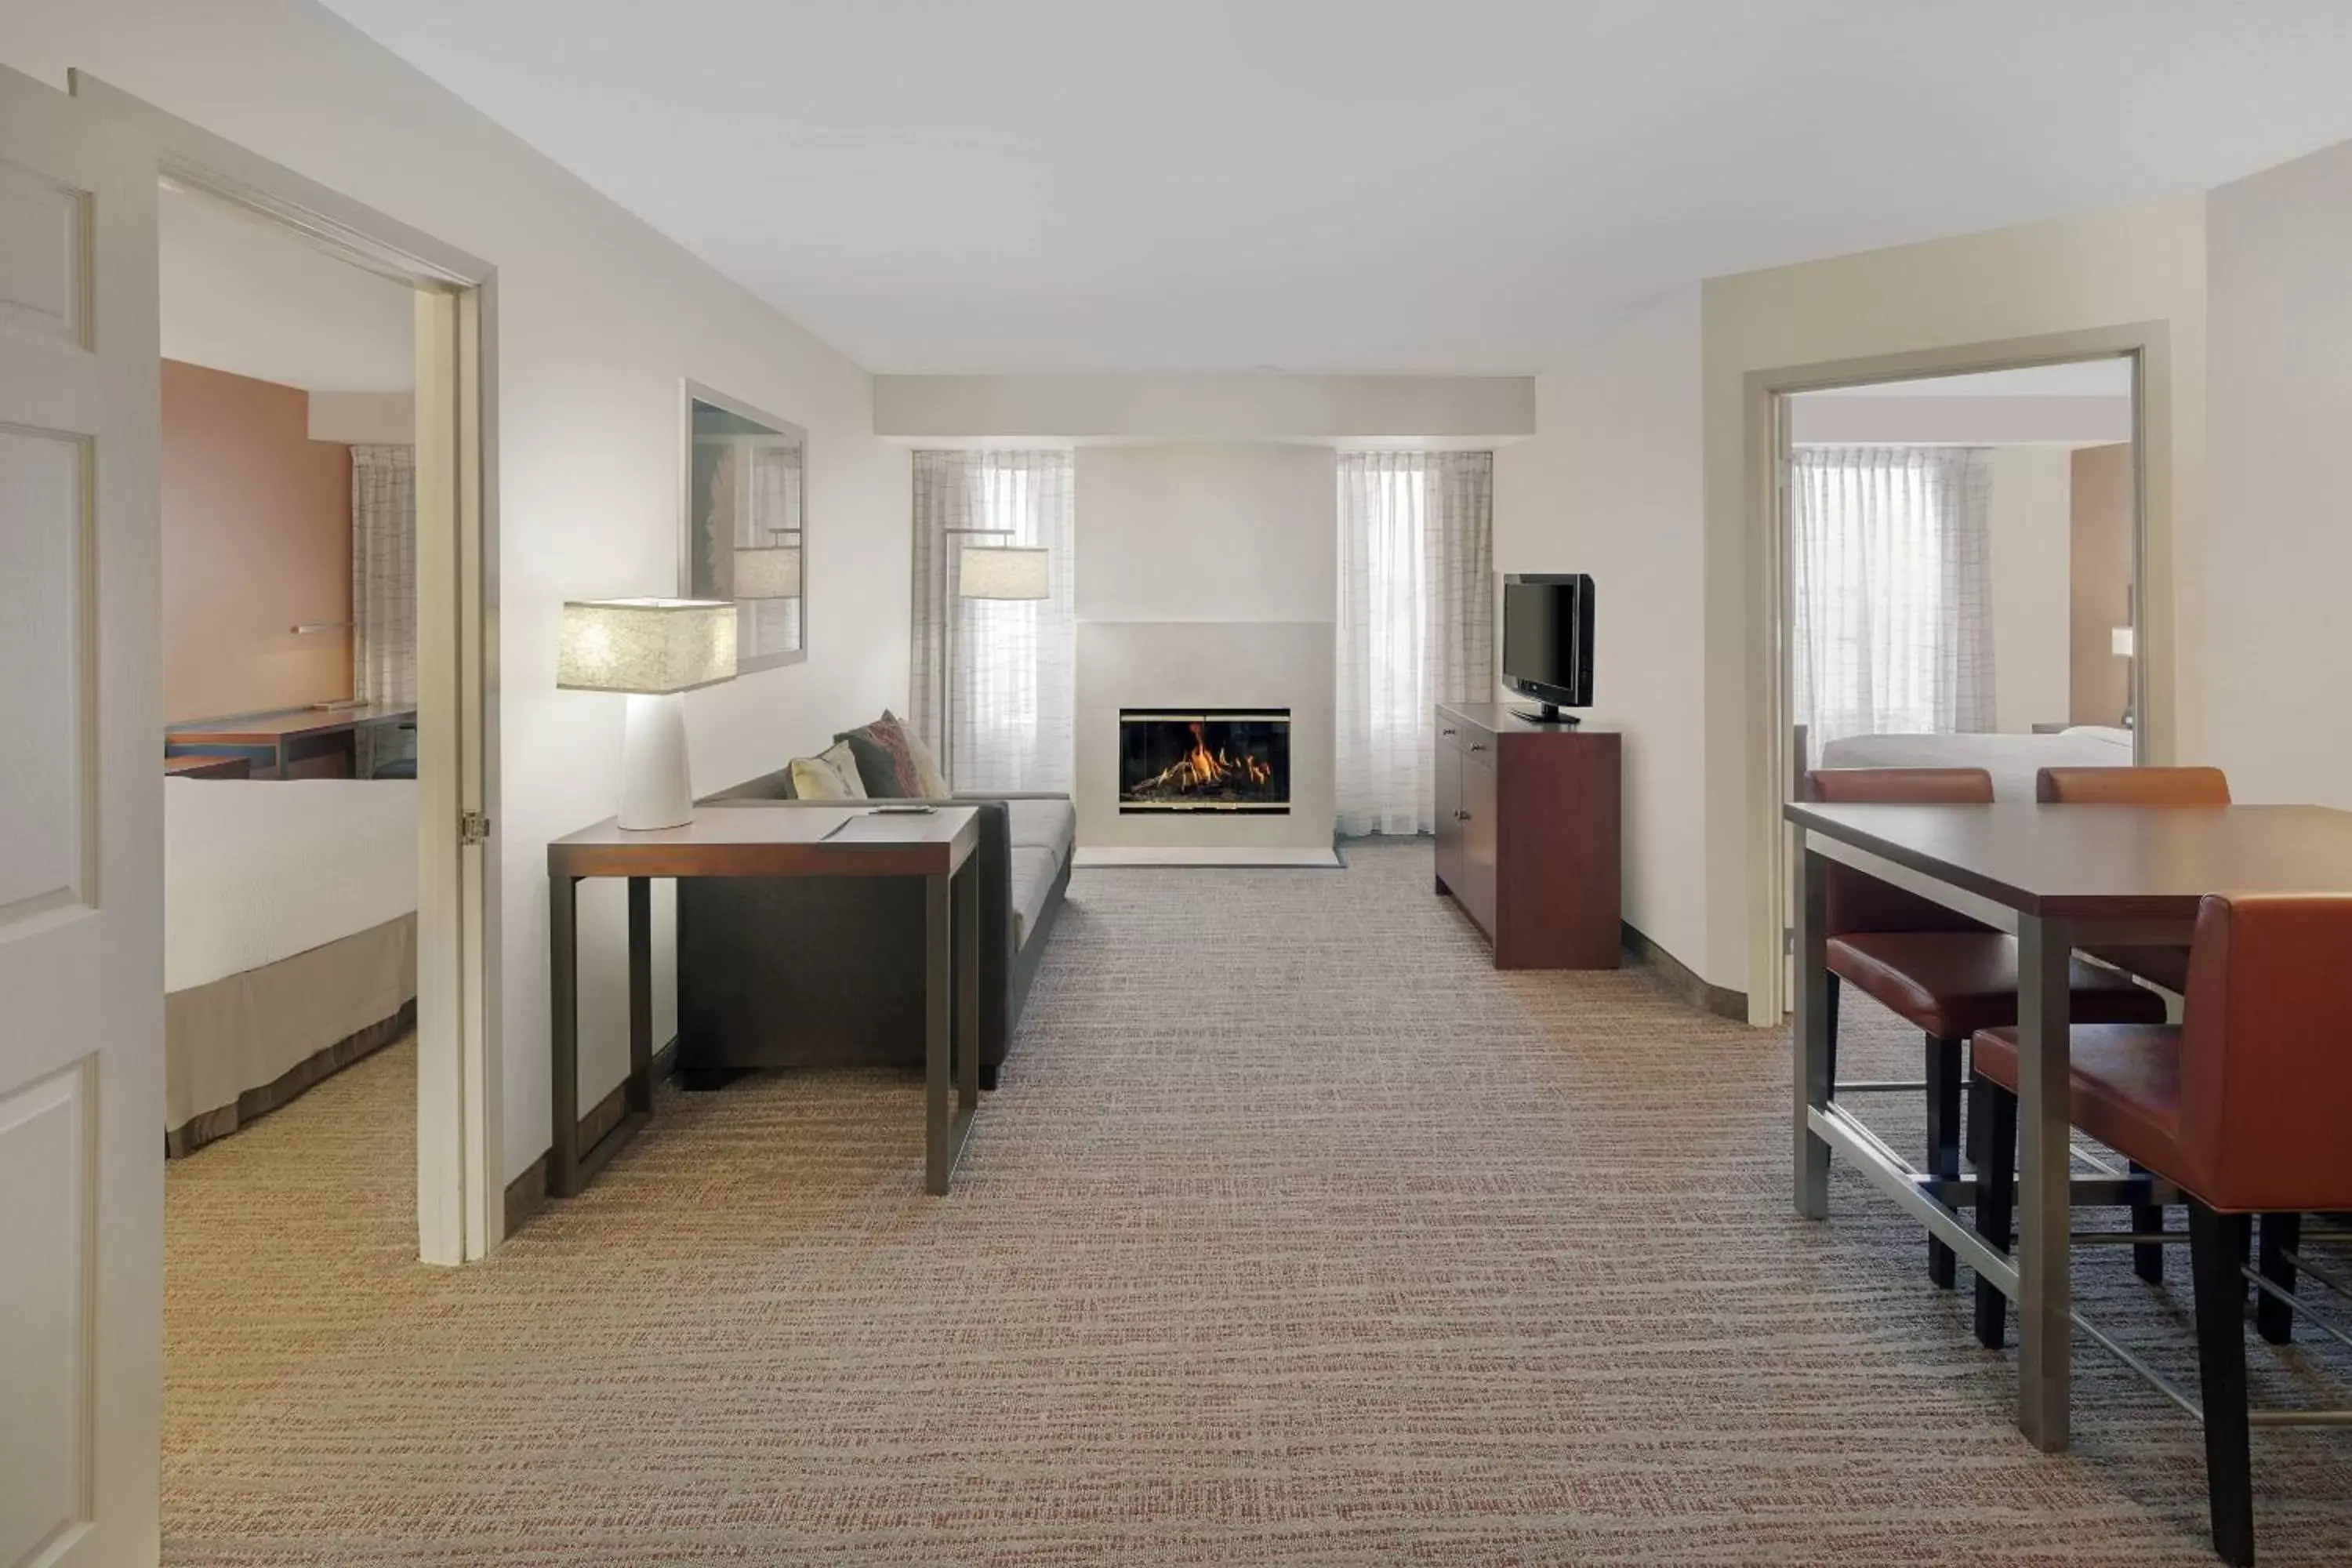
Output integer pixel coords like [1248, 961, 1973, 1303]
[1119, 709, 1290, 813]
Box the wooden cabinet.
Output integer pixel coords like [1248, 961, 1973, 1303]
[1432, 703, 1621, 969]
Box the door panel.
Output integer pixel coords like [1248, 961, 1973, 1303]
[1460, 754, 1499, 936]
[1433, 736, 1461, 893]
[0, 63, 162, 1568]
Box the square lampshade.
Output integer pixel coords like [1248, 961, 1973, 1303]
[2111, 625, 2136, 659]
[557, 598, 738, 695]
[957, 544, 1051, 601]
[732, 545, 803, 600]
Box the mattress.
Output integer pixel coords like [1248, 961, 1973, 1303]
[1818, 726, 2134, 802]
[165, 776, 418, 993]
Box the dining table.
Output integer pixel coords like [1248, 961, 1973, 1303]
[1784, 799, 2352, 1452]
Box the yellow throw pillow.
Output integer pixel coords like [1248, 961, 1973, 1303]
[789, 742, 867, 801]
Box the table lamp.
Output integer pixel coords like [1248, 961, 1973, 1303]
[558, 598, 737, 829]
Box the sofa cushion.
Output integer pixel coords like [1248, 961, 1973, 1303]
[1003, 797, 1076, 873]
[1010, 846, 1058, 951]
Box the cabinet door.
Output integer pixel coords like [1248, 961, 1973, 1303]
[1433, 736, 1463, 893]
[1459, 753, 1499, 937]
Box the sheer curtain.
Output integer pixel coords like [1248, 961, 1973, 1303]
[1335, 451, 1495, 836]
[1791, 445, 1994, 750]
[909, 450, 1076, 792]
[351, 443, 416, 706]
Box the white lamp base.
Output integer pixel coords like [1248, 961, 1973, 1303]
[618, 691, 695, 830]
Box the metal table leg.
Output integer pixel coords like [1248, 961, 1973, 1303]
[924, 859, 982, 1196]
[1794, 840, 1832, 1220]
[2016, 913, 2076, 1450]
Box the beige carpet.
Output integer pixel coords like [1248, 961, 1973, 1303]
[162, 839, 2352, 1565]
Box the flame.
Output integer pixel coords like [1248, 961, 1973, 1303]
[1136, 720, 1272, 797]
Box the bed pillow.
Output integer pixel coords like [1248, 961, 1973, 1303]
[788, 741, 867, 801]
[833, 711, 924, 798]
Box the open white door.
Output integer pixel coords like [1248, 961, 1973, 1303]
[0, 64, 163, 1568]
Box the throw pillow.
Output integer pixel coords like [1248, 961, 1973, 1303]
[834, 710, 924, 798]
[788, 744, 866, 801]
[900, 725, 953, 800]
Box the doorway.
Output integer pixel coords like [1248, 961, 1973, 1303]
[1748, 337, 2162, 1021]
[76, 73, 503, 1265]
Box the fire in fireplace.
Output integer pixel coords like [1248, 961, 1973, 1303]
[1119, 709, 1290, 812]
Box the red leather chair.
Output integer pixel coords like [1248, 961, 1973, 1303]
[1972, 894, 2352, 1567]
[2036, 766, 2233, 996]
[1806, 768, 2165, 1295]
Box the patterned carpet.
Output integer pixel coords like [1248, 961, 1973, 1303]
[162, 838, 2352, 1564]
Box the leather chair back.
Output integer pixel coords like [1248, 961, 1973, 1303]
[2176, 894, 2352, 1213]
[1804, 768, 1995, 938]
[2036, 766, 2232, 805]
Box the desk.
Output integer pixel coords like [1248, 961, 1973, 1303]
[546, 805, 982, 1197]
[1784, 800, 2352, 1453]
[166, 703, 416, 779]
[163, 753, 249, 779]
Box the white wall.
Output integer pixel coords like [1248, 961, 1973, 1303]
[1073, 445, 1337, 849]
[1494, 287, 1708, 976]
[2206, 138, 2352, 808]
[1984, 447, 2074, 732]
[1076, 444, 1334, 623]
[1700, 197, 2208, 1007]
[1788, 394, 2130, 446]
[879, 375, 1534, 443]
[4, 3, 913, 1185]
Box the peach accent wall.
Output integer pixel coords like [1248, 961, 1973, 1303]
[2069, 442, 2134, 726]
[162, 359, 353, 724]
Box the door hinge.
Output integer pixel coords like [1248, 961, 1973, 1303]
[459, 808, 492, 846]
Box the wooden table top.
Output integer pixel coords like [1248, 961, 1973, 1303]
[163, 753, 249, 777]
[548, 804, 980, 879]
[1785, 801, 2352, 920]
[167, 703, 415, 744]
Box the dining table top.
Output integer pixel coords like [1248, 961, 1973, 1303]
[1783, 800, 2352, 920]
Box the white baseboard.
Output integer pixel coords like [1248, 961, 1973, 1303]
[1071, 845, 1343, 869]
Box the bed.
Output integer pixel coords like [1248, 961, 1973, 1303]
[1815, 724, 2135, 801]
[165, 776, 417, 1155]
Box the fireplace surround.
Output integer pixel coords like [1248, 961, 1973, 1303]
[1118, 708, 1290, 813]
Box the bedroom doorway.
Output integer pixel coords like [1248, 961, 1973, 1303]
[74, 73, 502, 1268]
[1755, 337, 2158, 1020]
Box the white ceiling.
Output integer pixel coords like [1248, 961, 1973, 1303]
[319, 0, 2352, 375]
[160, 183, 414, 393]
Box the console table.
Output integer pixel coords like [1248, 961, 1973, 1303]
[1433, 703, 1622, 968]
[546, 805, 982, 1196]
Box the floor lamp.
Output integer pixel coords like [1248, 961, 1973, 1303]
[946, 529, 1051, 786]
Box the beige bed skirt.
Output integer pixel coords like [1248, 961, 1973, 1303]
[166, 913, 418, 1157]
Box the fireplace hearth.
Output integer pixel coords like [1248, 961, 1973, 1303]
[1119, 709, 1290, 813]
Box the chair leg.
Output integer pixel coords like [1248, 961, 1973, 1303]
[1926, 1034, 1963, 1290]
[2189, 1200, 2256, 1568]
[1972, 1073, 2016, 1351]
[2257, 1211, 2300, 1346]
[2131, 1160, 2165, 1286]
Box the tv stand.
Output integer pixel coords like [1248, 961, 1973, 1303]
[1509, 702, 1581, 726]
[1434, 703, 1621, 970]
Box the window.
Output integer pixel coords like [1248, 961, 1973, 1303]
[909, 450, 1075, 792]
[1334, 451, 1494, 835]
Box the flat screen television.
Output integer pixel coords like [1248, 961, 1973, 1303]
[1501, 573, 1594, 724]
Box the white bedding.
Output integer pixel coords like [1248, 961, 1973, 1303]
[1818, 726, 2134, 802]
[165, 777, 417, 993]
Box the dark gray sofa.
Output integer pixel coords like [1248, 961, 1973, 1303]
[676, 768, 1073, 1090]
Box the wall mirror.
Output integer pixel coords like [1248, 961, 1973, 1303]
[684, 383, 806, 671]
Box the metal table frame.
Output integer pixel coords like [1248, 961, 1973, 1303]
[1790, 826, 2194, 1453]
